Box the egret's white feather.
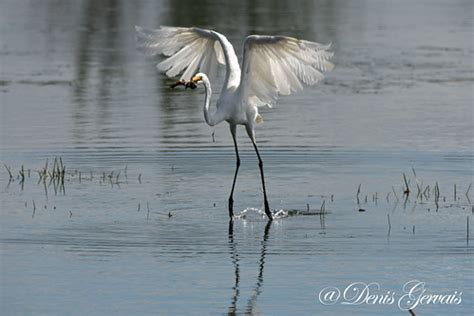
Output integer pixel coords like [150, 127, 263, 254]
[135, 26, 226, 81]
[240, 35, 334, 108]
[136, 26, 333, 110]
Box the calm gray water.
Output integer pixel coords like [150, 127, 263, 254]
[1, 0, 473, 315]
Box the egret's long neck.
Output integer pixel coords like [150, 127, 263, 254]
[213, 32, 241, 89]
[202, 77, 223, 126]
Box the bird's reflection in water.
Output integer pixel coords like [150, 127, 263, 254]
[227, 220, 272, 315]
[227, 220, 240, 313]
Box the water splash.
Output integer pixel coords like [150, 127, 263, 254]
[234, 208, 290, 220]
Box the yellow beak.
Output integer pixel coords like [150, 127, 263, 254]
[191, 75, 202, 83]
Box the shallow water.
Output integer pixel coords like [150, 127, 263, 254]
[1, 0, 473, 315]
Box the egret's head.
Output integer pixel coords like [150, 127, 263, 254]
[191, 73, 205, 84]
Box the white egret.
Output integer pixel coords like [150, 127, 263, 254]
[136, 26, 334, 221]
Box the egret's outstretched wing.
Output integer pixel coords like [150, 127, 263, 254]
[135, 26, 226, 81]
[240, 35, 334, 108]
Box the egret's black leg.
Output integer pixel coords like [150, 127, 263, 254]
[246, 128, 272, 221]
[228, 125, 240, 220]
